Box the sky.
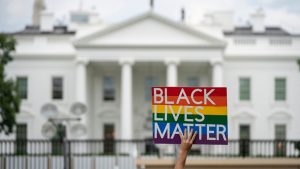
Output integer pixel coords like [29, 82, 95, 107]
[0, 0, 300, 33]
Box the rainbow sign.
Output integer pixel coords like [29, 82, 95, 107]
[152, 87, 228, 145]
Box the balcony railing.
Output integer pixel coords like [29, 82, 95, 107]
[0, 139, 299, 158]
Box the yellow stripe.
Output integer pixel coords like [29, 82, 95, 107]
[152, 105, 227, 115]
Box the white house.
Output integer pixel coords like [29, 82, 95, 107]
[1, 1, 300, 150]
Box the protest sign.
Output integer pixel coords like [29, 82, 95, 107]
[152, 87, 228, 145]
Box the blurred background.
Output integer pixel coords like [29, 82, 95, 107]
[0, 0, 300, 169]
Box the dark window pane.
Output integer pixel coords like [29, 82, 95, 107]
[52, 77, 63, 99]
[143, 109, 152, 130]
[16, 124, 27, 155]
[274, 124, 286, 156]
[239, 124, 250, 157]
[51, 124, 66, 155]
[275, 124, 286, 140]
[275, 78, 286, 101]
[239, 78, 250, 101]
[145, 138, 159, 155]
[103, 76, 115, 101]
[187, 77, 199, 87]
[71, 13, 89, 23]
[17, 77, 28, 99]
[104, 124, 115, 154]
[239, 125, 250, 139]
[145, 76, 156, 101]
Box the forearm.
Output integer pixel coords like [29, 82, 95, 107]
[174, 150, 188, 169]
[175, 129, 196, 169]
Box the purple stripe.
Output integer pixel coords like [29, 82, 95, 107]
[153, 134, 228, 145]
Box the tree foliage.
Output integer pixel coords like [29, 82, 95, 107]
[0, 33, 20, 135]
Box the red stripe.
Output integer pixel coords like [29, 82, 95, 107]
[152, 96, 227, 106]
[151, 87, 227, 97]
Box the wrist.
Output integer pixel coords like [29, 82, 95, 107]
[179, 149, 188, 156]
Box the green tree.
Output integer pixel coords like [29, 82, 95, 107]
[0, 33, 20, 135]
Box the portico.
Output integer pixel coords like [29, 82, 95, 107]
[75, 61, 223, 140]
[74, 12, 225, 140]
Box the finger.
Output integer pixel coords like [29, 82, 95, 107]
[191, 131, 197, 143]
[188, 129, 194, 141]
[179, 131, 184, 141]
[184, 128, 187, 140]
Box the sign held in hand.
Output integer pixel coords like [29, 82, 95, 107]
[152, 87, 228, 145]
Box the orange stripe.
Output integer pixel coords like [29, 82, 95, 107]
[152, 105, 227, 115]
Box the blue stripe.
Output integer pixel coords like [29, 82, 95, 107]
[153, 121, 228, 136]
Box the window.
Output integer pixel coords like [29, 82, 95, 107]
[239, 125, 250, 140]
[52, 77, 63, 100]
[275, 124, 286, 156]
[275, 78, 286, 101]
[145, 76, 156, 101]
[275, 124, 286, 140]
[187, 77, 199, 87]
[17, 77, 28, 99]
[71, 13, 89, 24]
[269, 38, 292, 46]
[103, 76, 115, 101]
[104, 124, 115, 153]
[239, 78, 250, 101]
[143, 109, 152, 130]
[145, 138, 159, 155]
[234, 38, 256, 45]
[16, 124, 27, 155]
[239, 124, 250, 157]
[51, 124, 66, 155]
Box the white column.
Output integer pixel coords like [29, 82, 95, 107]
[120, 59, 134, 140]
[165, 59, 180, 86]
[75, 58, 89, 139]
[76, 59, 88, 103]
[165, 59, 179, 155]
[208, 59, 223, 156]
[211, 60, 223, 87]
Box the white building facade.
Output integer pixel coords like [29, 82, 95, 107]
[1, 7, 300, 145]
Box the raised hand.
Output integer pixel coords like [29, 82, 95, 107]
[179, 128, 197, 153]
[174, 128, 197, 169]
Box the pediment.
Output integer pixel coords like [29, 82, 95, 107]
[269, 111, 292, 121]
[98, 107, 118, 118]
[75, 12, 225, 47]
[232, 111, 255, 120]
[17, 110, 35, 120]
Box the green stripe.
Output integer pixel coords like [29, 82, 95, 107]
[152, 113, 227, 124]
